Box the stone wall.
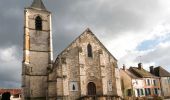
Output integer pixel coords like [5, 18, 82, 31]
[51, 29, 122, 100]
[22, 8, 52, 100]
[120, 69, 132, 97]
[160, 77, 170, 97]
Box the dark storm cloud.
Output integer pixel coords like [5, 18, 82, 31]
[47, 0, 161, 38]
[0, 0, 162, 51]
[0, 1, 26, 47]
[0, 0, 23, 87]
[0, 46, 21, 88]
[47, 0, 162, 54]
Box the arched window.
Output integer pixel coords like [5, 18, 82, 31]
[35, 16, 42, 30]
[87, 44, 93, 57]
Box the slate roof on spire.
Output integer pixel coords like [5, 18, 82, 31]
[30, 0, 46, 10]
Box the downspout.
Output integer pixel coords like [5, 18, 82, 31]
[160, 77, 164, 97]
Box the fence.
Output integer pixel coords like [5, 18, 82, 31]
[78, 95, 123, 100]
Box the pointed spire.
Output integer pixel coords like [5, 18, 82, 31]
[30, 0, 46, 10]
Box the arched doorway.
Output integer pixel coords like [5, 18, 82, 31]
[87, 82, 96, 95]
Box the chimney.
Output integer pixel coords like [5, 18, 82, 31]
[150, 66, 154, 74]
[138, 63, 142, 70]
[123, 64, 126, 70]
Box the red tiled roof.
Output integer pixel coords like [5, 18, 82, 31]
[0, 89, 21, 95]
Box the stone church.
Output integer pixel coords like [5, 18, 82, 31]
[22, 0, 122, 100]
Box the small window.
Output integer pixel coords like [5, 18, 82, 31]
[127, 89, 132, 96]
[168, 77, 170, 83]
[137, 89, 140, 96]
[87, 44, 93, 57]
[154, 88, 158, 95]
[148, 88, 151, 95]
[145, 88, 151, 96]
[35, 16, 42, 30]
[147, 79, 150, 86]
[72, 84, 75, 90]
[141, 89, 144, 95]
[153, 80, 156, 86]
[70, 82, 78, 91]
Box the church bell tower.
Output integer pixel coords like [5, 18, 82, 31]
[22, 0, 53, 99]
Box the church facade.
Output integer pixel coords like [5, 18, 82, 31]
[22, 0, 122, 100]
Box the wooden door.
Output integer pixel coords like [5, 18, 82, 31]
[87, 82, 96, 95]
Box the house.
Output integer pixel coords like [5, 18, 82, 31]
[0, 89, 21, 100]
[150, 66, 170, 98]
[120, 65, 145, 98]
[121, 63, 162, 99]
[129, 63, 161, 97]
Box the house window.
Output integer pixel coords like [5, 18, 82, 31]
[147, 79, 150, 86]
[153, 80, 156, 86]
[168, 77, 170, 84]
[148, 88, 151, 95]
[137, 89, 144, 96]
[127, 89, 132, 96]
[145, 88, 151, 96]
[154, 88, 158, 95]
[87, 44, 93, 57]
[145, 88, 147, 95]
[141, 89, 144, 95]
[137, 89, 140, 96]
[70, 82, 78, 91]
[35, 16, 42, 30]
[136, 81, 138, 85]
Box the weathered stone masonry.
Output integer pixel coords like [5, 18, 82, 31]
[48, 29, 122, 100]
[22, 0, 122, 100]
[22, 0, 53, 99]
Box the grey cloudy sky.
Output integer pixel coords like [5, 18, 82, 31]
[0, 0, 170, 88]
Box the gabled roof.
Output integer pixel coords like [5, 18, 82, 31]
[30, 0, 47, 10]
[126, 69, 139, 79]
[129, 67, 158, 78]
[154, 66, 170, 77]
[121, 69, 139, 79]
[55, 28, 117, 62]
